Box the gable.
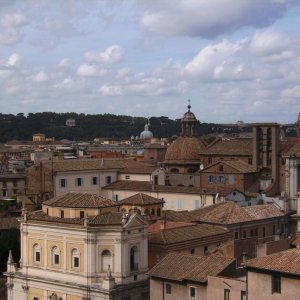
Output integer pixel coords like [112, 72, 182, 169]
[123, 213, 148, 229]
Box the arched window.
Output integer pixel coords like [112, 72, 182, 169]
[71, 248, 80, 269]
[101, 250, 113, 272]
[52, 246, 60, 266]
[33, 243, 41, 263]
[130, 247, 138, 271]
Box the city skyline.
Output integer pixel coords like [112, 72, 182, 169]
[0, 1, 300, 123]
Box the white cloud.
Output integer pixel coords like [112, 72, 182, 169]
[100, 84, 122, 96]
[58, 58, 71, 68]
[7, 53, 22, 67]
[0, 29, 23, 45]
[1, 12, 28, 28]
[84, 45, 125, 64]
[77, 64, 107, 77]
[33, 71, 49, 82]
[140, 0, 298, 38]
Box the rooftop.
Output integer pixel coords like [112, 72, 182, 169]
[148, 252, 235, 282]
[191, 201, 285, 225]
[43, 192, 118, 208]
[245, 248, 300, 276]
[118, 193, 164, 206]
[148, 223, 229, 245]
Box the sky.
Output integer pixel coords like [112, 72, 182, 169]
[1, 0, 300, 123]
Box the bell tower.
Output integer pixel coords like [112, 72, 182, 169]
[181, 100, 198, 137]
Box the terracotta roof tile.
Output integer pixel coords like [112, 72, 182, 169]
[202, 139, 253, 156]
[245, 248, 300, 275]
[148, 223, 229, 245]
[33, 158, 156, 174]
[191, 202, 284, 225]
[27, 210, 123, 226]
[148, 252, 235, 282]
[43, 192, 118, 208]
[148, 220, 193, 233]
[118, 193, 164, 206]
[283, 140, 300, 156]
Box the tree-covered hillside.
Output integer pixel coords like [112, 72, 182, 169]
[0, 112, 237, 142]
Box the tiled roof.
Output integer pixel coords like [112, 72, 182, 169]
[291, 235, 300, 247]
[148, 252, 234, 282]
[105, 180, 240, 197]
[148, 223, 229, 245]
[164, 137, 206, 162]
[279, 140, 298, 156]
[162, 210, 197, 222]
[202, 139, 253, 156]
[144, 143, 167, 149]
[202, 159, 257, 173]
[34, 158, 156, 174]
[245, 248, 300, 275]
[191, 202, 284, 225]
[27, 210, 123, 226]
[118, 193, 164, 206]
[148, 220, 193, 233]
[43, 192, 118, 208]
[283, 140, 300, 156]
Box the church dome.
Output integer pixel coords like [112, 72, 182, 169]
[165, 137, 205, 162]
[140, 123, 153, 140]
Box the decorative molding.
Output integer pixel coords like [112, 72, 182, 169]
[22, 285, 29, 291]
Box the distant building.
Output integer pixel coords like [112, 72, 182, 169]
[32, 133, 45, 142]
[140, 120, 153, 141]
[65, 118, 76, 127]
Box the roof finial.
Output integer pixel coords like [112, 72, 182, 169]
[187, 99, 191, 111]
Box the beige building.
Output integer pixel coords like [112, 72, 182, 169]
[148, 252, 243, 300]
[245, 248, 300, 300]
[102, 180, 225, 211]
[5, 192, 149, 300]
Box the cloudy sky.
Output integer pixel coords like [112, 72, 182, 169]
[1, 0, 300, 123]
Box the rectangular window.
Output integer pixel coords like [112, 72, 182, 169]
[273, 225, 276, 235]
[204, 245, 209, 255]
[195, 200, 200, 209]
[60, 210, 64, 218]
[229, 175, 234, 185]
[281, 224, 284, 234]
[113, 194, 119, 202]
[54, 254, 59, 265]
[208, 175, 215, 183]
[125, 175, 130, 180]
[74, 256, 79, 268]
[243, 230, 247, 239]
[60, 178, 67, 187]
[190, 248, 195, 254]
[80, 211, 84, 219]
[235, 232, 239, 239]
[178, 199, 183, 210]
[224, 289, 230, 300]
[272, 275, 281, 293]
[76, 177, 83, 186]
[248, 158, 253, 164]
[92, 176, 98, 185]
[190, 286, 196, 298]
[219, 175, 226, 184]
[34, 297, 39, 300]
[35, 251, 41, 262]
[263, 227, 266, 237]
[208, 157, 213, 164]
[241, 291, 246, 300]
[166, 283, 171, 294]
[106, 176, 112, 184]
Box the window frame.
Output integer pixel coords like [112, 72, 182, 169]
[33, 243, 41, 264]
[60, 178, 67, 188]
[71, 248, 80, 269]
[224, 289, 230, 300]
[92, 176, 98, 185]
[52, 246, 60, 266]
[272, 275, 281, 294]
[76, 177, 83, 187]
[165, 283, 172, 294]
[189, 286, 196, 298]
